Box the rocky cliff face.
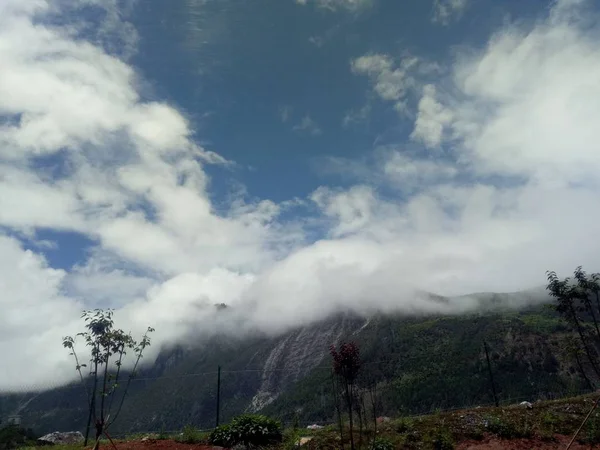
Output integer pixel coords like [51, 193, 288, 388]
[249, 314, 362, 411]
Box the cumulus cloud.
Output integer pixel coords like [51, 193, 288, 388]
[410, 85, 453, 148]
[2, 0, 600, 393]
[316, 148, 459, 192]
[0, 0, 287, 390]
[350, 54, 440, 115]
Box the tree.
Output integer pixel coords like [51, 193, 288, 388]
[546, 267, 600, 383]
[330, 342, 361, 450]
[63, 309, 154, 450]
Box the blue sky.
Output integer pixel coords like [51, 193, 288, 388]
[2, 0, 600, 390]
[129, 0, 541, 203]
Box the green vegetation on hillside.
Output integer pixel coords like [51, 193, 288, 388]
[1, 300, 594, 436]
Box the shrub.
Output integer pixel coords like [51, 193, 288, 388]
[424, 427, 454, 450]
[0, 425, 37, 450]
[464, 427, 484, 441]
[179, 425, 207, 444]
[486, 416, 532, 439]
[210, 424, 235, 448]
[372, 437, 394, 450]
[395, 417, 414, 433]
[209, 414, 282, 449]
[579, 414, 600, 445]
[282, 428, 302, 450]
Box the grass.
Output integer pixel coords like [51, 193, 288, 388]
[12, 393, 600, 449]
[283, 393, 600, 449]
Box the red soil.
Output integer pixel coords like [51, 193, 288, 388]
[109, 440, 220, 450]
[457, 434, 600, 449]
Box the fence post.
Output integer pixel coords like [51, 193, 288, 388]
[216, 366, 221, 428]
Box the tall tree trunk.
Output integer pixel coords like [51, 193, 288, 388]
[575, 349, 595, 391]
[571, 303, 600, 379]
[331, 371, 344, 448]
[344, 379, 355, 450]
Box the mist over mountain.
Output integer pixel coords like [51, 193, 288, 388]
[3, 290, 582, 436]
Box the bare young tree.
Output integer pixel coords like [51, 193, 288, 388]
[330, 342, 361, 450]
[63, 309, 154, 449]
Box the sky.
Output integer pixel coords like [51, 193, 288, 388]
[1, 0, 600, 391]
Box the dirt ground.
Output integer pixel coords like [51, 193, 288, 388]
[97, 435, 600, 450]
[456, 433, 600, 449]
[110, 440, 220, 450]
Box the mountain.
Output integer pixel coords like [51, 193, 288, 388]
[0, 290, 591, 436]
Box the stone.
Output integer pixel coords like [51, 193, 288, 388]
[37, 431, 85, 446]
[296, 437, 313, 446]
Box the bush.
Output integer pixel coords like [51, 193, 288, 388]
[210, 424, 234, 448]
[209, 414, 282, 449]
[579, 414, 600, 445]
[178, 425, 207, 444]
[0, 425, 37, 450]
[282, 428, 301, 450]
[372, 437, 394, 450]
[424, 427, 454, 450]
[395, 417, 414, 433]
[486, 416, 532, 439]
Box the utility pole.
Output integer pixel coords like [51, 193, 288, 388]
[216, 366, 221, 427]
[483, 341, 499, 407]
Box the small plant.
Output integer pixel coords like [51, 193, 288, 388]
[538, 411, 558, 441]
[210, 423, 235, 448]
[395, 417, 414, 434]
[424, 426, 454, 450]
[209, 414, 282, 449]
[179, 425, 206, 444]
[485, 415, 532, 439]
[282, 428, 302, 450]
[579, 413, 600, 445]
[371, 437, 394, 450]
[464, 427, 484, 441]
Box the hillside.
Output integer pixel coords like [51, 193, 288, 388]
[0, 291, 591, 436]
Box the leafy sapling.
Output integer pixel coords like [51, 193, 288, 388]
[63, 309, 154, 450]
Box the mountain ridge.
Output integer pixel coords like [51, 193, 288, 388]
[0, 289, 583, 436]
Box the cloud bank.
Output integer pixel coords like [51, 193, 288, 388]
[1, 0, 600, 391]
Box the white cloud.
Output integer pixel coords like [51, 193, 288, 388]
[311, 185, 375, 237]
[3, 0, 600, 394]
[352, 54, 419, 102]
[293, 115, 322, 136]
[432, 0, 469, 25]
[295, 0, 373, 12]
[351, 54, 435, 115]
[279, 105, 292, 123]
[0, 0, 288, 390]
[0, 235, 82, 391]
[446, 0, 600, 184]
[410, 85, 453, 148]
[316, 148, 459, 193]
[342, 104, 371, 128]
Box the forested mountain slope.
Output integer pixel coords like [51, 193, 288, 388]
[1, 290, 589, 435]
